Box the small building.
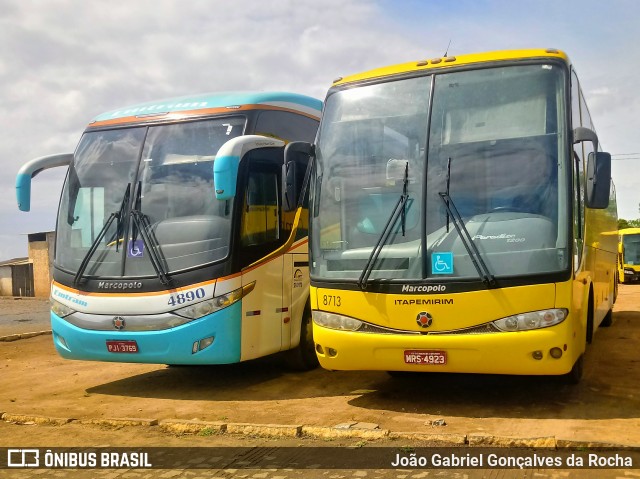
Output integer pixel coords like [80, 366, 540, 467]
[0, 231, 55, 298]
[28, 232, 55, 298]
[0, 257, 34, 297]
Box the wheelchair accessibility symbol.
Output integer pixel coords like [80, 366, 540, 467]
[128, 239, 144, 258]
[431, 252, 454, 275]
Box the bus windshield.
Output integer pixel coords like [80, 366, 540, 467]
[623, 234, 640, 265]
[56, 117, 245, 278]
[312, 64, 569, 282]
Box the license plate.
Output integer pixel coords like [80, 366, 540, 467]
[404, 350, 447, 365]
[106, 340, 139, 353]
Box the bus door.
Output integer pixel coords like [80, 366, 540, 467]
[286, 253, 309, 349]
[238, 161, 285, 360]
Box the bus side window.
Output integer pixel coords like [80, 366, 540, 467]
[240, 169, 280, 247]
[254, 111, 319, 143]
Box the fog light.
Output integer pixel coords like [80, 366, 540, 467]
[532, 350, 543, 360]
[549, 347, 563, 359]
[192, 336, 215, 354]
[316, 344, 324, 354]
[327, 348, 338, 357]
[199, 336, 215, 351]
[56, 334, 69, 350]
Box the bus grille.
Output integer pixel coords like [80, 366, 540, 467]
[357, 322, 500, 335]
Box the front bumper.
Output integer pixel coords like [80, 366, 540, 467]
[50, 302, 242, 365]
[312, 317, 578, 376]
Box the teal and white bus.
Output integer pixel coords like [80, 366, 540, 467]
[16, 91, 322, 369]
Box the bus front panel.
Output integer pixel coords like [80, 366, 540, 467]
[51, 301, 243, 365]
[310, 283, 580, 375]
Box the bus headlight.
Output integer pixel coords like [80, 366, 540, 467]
[493, 308, 568, 332]
[51, 299, 76, 318]
[312, 311, 363, 331]
[174, 282, 255, 319]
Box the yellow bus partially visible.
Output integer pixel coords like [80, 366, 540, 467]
[288, 48, 618, 383]
[618, 228, 640, 283]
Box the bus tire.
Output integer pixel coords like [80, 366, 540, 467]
[586, 290, 594, 344]
[564, 354, 584, 384]
[285, 304, 319, 371]
[601, 308, 613, 327]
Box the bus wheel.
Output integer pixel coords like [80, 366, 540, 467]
[563, 354, 584, 384]
[586, 291, 595, 344]
[601, 308, 613, 327]
[285, 305, 319, 371]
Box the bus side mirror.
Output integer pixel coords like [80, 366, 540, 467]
[585, 151, 611, 209]
[16, 153, 73, 211]
[282, 160, 297, 212]
[214, 135, 285, 200]
[573, 126, 599, 151]
[282, 141, 313, 212]
[213, 154, 238, 200]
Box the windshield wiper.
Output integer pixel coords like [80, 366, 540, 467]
[357, 162, 409, 290]
[73, 183, 130, 285]
[444, 157, 452, 233]
[438, 156, 494, 287]
[130, 182, 172, 286]
[438, 191, 496, 287]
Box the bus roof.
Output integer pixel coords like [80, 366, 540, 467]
[333, 48, 570, 87]
[89, 91, 322, 128]
[619, 227, 640, 236]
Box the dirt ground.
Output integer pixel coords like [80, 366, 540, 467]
[0, 297, 50, 336]
[1, 285, 639, 448]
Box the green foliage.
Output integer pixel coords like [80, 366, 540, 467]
[619, 218, 640, 229]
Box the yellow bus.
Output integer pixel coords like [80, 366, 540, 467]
[618, 227, 640, 283]
[286, 48, 617, 383]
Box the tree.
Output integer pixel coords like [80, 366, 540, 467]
[620, 218, 640, 229]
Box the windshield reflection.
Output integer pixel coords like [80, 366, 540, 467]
[311, 64, 569, 283]
[55, 117, 245, 278]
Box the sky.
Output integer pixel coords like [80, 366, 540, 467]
[1, 0, 639, 261]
